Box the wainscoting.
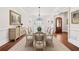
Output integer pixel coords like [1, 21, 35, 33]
[0, 27, 9, 47]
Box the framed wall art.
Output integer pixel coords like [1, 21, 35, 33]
[71, 10, 79, 24]
[10, 10, 21, 25]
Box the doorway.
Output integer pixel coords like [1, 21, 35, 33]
[55, 17, 62, 33]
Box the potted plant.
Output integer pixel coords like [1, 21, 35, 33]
[37, 26, 42, 32]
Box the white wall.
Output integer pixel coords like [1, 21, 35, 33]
[53, 8, 69, 32]
[59, 12, 68, 32]
[22, 7, 69, 34]
[24, 14, 54, 33]
[0, 7, 27, 46]
[68, 7, 79, 47]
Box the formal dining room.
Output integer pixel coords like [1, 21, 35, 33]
[0, 7, 79, 51]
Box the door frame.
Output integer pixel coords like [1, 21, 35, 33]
[55, 17, 62, 33]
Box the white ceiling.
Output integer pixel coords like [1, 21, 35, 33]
[22, 7, 69, 16]
[21, 7, 69, 22]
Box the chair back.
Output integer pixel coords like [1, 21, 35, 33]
[34, 32, 45, 41]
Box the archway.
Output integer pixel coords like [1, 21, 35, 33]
[55, 17, 62, 33]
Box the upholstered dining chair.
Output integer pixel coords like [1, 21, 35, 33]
[46, 35, 54, 47]
[25, 28, 33, 47]
[26, 35, 33, 47]
[33, 32, 46, 50]
[46, 27, 54, 47]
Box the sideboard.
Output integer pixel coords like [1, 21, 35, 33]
[9, 26, 25, 41]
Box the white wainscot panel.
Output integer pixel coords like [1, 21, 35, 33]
[69, 30, 79, 47]
[0, 29, 9, 46]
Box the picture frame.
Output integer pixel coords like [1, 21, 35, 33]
[71, 10, 79, 24]
[66, 18, 68, 24]
[65, 12, 68, 25]
[10, 10, 21, 25]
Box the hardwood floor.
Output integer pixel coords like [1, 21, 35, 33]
[54, 32, 79, 51]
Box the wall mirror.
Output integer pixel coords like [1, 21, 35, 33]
[10, 10, 21, 25]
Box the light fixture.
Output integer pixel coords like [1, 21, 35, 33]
[37, 7, 42, 21]
[38, 7, 40, 17]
